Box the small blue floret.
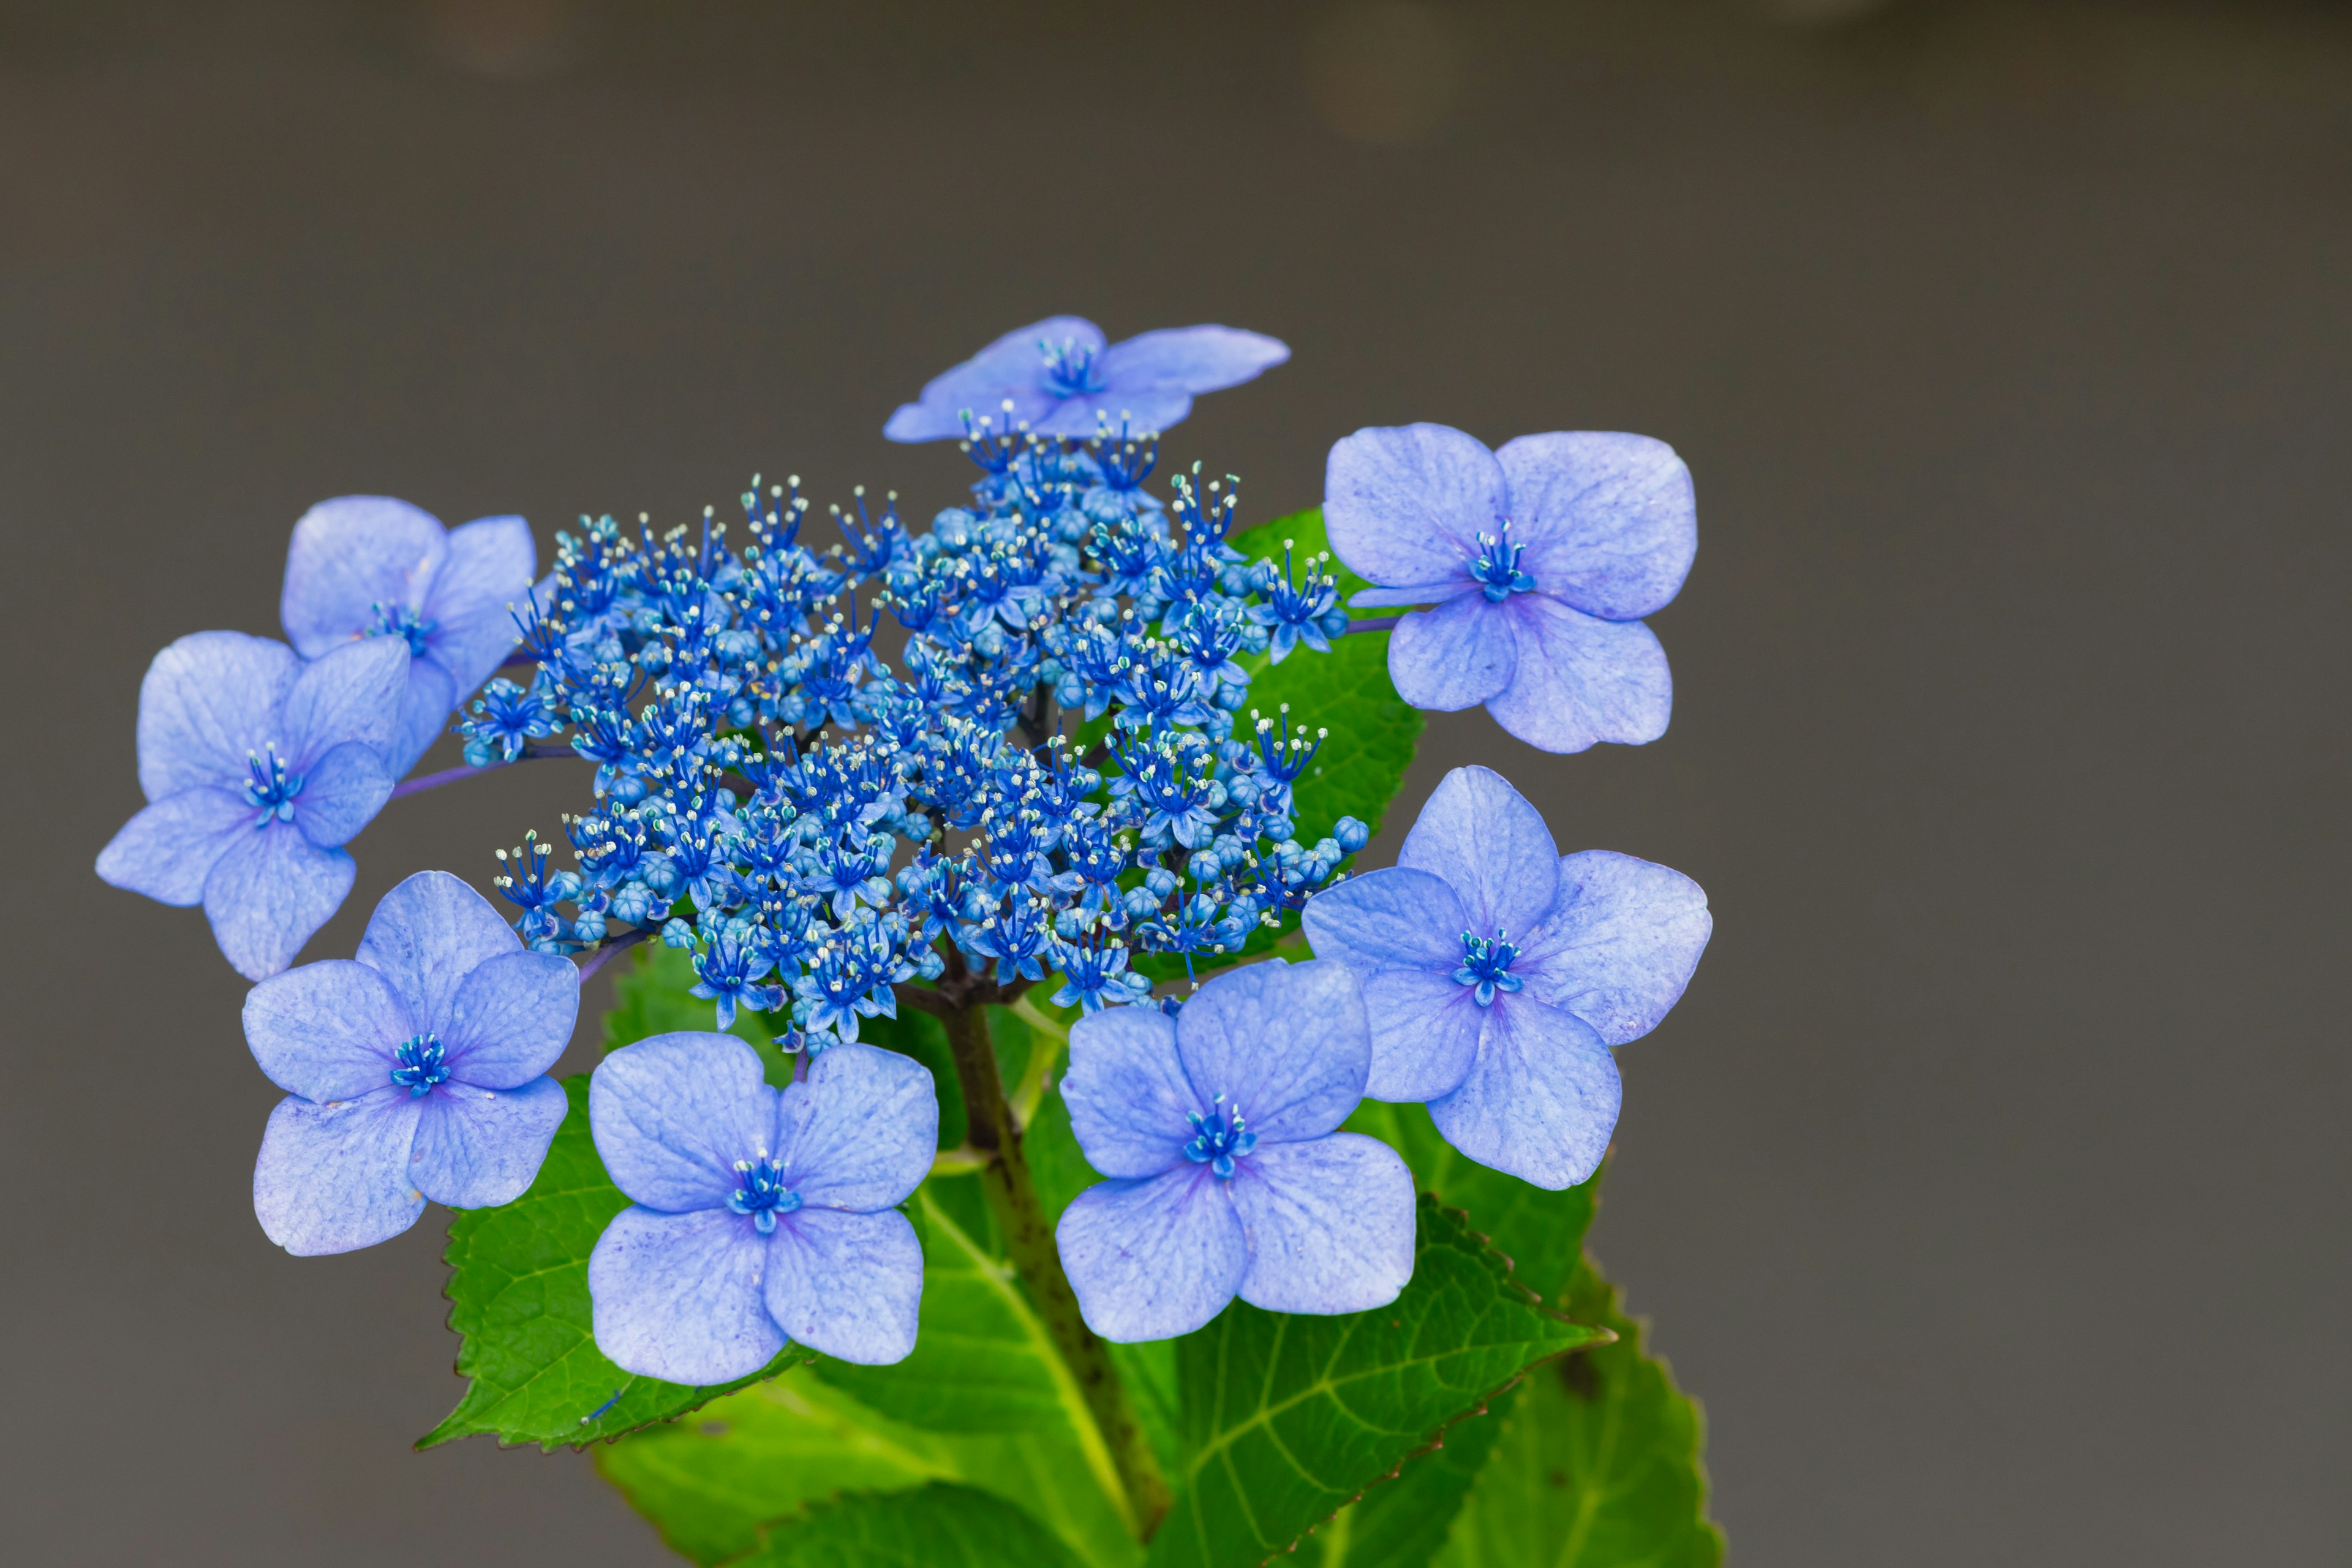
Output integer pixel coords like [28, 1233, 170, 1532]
[389, 1033, 451, 1096]
[725, 1157, 804, 1234]
[1452, 930, 1526, 1007]
[1182, 1095, 1258, 1179]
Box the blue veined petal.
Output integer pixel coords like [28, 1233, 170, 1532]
[1171, 958, 1367, 1146]
[423, 513, 539, 699]
[1487, 594, 1672, 755]
[587, 1204, 785, 1384]
[243, 958, 409, 1101]
[1095, 325, 1289, 398]
[1387, 594, 1518, 712]
[409, 1076, 568, 1208]
[1301, 865, 1466, 972]
[1229, 1134, 1415, 1315]
[883, 315, 1103, 443]
[252, 1085, 426, 1255]
[279, 495, 448, 660]
[1515, 850, 1711, 1048]
[761, 1207, 922, 1365]
[134, 631, 301, 802]
[290, 739, 394, 849]
[356, 870, 524, 1038]
[1394, 764, 1562, 940]
[589, 1031, 779, 1213]
[1359, 966, 1485, 1104]
[1061, 1004, 1197, 1179]
[771, 1042, 937, 1212]
[1426, 995, 1621, 1191]
[1324, 422, 1503, 594]
[441, 949, 579, 1089]
[1496, 431, 1696, 622]
[202, 824, 355, 981]
[280, 634, 410, 770]
[96, 785, 252, 905]
[1055, 1166, 1247, 1343]
[386, 656, 460, 778]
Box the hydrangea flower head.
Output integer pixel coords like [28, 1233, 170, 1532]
[587, 1032, 937, 1384]
[243, 870, 580, 1253]
[280, 496, 541, 774]
[1302, 765, 1711, 1189]
[1325, 424, 1697, 753]
[97, 631, 409, 979]
[1054, 958, 1415, 1341]
[884, 316, 1290, 442]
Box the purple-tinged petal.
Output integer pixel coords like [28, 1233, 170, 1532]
[1056, 1167, 1246, 1343]
[773, 1042, 937, 1212]
[1360, 968, 1485, 1103]
[1497, 432, 1696, 621]
[96, 786, 252, 904]
[387, 657, 460, 778]
[1231, 1134, 1415, 1314]
[1061, 1005, 1197, 1178]
[763, 1208, 922, 1365]
[1426, 997, 1621, 1190]
[1174, 959, 1368, 1145]
[1396, 765, 1562, 938]
[1487, 595, 1672, 754]
[282, 635, 408, 769]
[1324, 423, 1501, 593]
[1387, 595, 1517, 711]
[135, 632, 300, 801]
[1302, 865, 1466, 972]
[590, 1031, 778, 1213]
[1098, 325, 1290, 394]
[441, 950, 579, 1088]
[290, 740, 393, 850]
[410, 1076, 568, 1208]
[243, 959, 409, 1101]
[203, 825, 355, 981]
[883, 315, 1103, 442]
[253, 1086, 424, 1255]
[1515, 851, 1711, 1047]
[423, 513, 538, 697]
[1034, 389, 1195, 439]
[356, 870, 522, 1036]
[1349, 581, 1474, 609]
[279, 496, 448, 659]
[588, 1204, 785, 1384]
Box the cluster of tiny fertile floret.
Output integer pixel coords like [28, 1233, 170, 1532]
[461, 415, 1365, 1047]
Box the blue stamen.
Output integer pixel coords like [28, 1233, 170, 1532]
[726, 1156, 802, 1234]
[1465, 520, 1537, 603]
[1453, 930, 1525, 1006]
[390, 1033, 450, 1096]
[1039, 336, 1107, 398]
[1183, 1095, 1257, 1180]
[242, 745, 304, 826]
[368, 601, 438, 655]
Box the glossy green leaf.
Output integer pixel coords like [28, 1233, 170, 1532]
[724, 1482, 1089, 1568]
[1303, 1408, 1509, 1568]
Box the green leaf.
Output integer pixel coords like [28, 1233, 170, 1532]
[605, 942, 802, 1087]
[1430, 1263, 1723, 1568]
[419, 1076, 790, 1451]
[1145, 1196, 1607, 1568]
[723, 1482, 1089, 1568]
[1303, 1409, 1509, 1568]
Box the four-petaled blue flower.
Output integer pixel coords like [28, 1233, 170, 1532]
[1325, 424, 1697, 754]
[243, 871, 580, 1253]
[1054, 958, 1415, 1341]
[1302, 766, 1711, 1189]
[280, 496, 545, 775]
[97, 631, 410, 979]
[586, 1031, 937, 1384]
[884, 316, 1291, 442]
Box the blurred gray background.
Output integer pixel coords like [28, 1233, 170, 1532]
[6, 0, 2347, 1562]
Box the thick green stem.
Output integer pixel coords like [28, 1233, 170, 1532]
[940, 1000, 1172, 1540]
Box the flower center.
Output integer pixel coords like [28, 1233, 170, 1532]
[727, 1157, 802, 1233]
[368, 601, 437, 655]
[242, 745, 305, 824]
[1039, 336, 1107, 398]
[1453, 930, 1525, 1007]
[390, 1033, 450, 1096]
[1183, 1095, 1257, 1180]
[1465, 521, 1537, 603]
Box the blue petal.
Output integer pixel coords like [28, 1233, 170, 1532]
[1486, 595, 1672, 754]
[388, 656, 460, 778]
[1426, 997, 1621, 1190]
[1061, 1005, 1197, 1179]
[422, 513, 538, 698]
[252, 1086, 425, 1255]
[1386, 594, 1517, 712]
[96, 786, 252, 905]
[883, 315, 1102, 442]
[442, 949, 579, 1089]
[243, 958, 409, 1100]
[1515, 851, 1711, 1047]
[279, 496, 447, 660]
[1303, 865, 1466, 972]
[1359, 966, 1485, 1103]
[587, 1204, 785, 1384]
[202, 824, 355, 980]
[1324, 423, 1501, 597]
[135, 632, 300, 801]
[1497, 432, 1696, 621]
[1098, 325, 1289, 394]
[1229, 1133, 1415, 1314]
[774, 1042, 937, 1212]
[762, 1208, 922, 1365]
[281, 635, 409, 771]
[1174, 958, 1368, 1145]
[1396, 765, 1562, 940]
[1034, 388, 1196, 439]
[356, 870, 523, 1038]
[589, 1031, 778, 1213]
[1055, 1166, 1246, 1343]
[410, 1076, 568, 1208]
[290, 739, 393, 849]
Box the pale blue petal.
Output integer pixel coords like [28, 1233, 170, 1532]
[1061, 1005, 1196, 1178]
[243, 959, 409, 1101]
[96, 786, 252, 905]
[442, 950, 579, 1088]
[587, 1204, 785, 1384]
[1098, 325, 1289, 393]
[424, 514, 538, 697]
[1303, 866, 1466, 972]
[281, 635, 408, 769]
[1324, 423, 1500, 594]
[1056, 1167, 1246, 1343]
[290, 740, 393, 849]
[356, 870, 522, 1036]
[773, 1042, 937, 1211]
[1396, 765, 1562, 939]
[1174, 958, 1368, 1145]
[1426, 997, 1621, 1190]
[279, 496, 447, 658]
[203, 824, 355, 981]
[1497, 432, 1696, 621]
[883, 315, 1101, 442]
[410, 1077, 568, 1208]
[1034, 388, 1194, 439]
[763, 1208, 922, 1365]
[135, 631, 300, 801]
[252, 1086, 424, 1255]
[589, 1031, 778, 1212]
[1350, 581, 1472, 609]
[1515, 851, 1712, 1047]
[1487, 595, 1672, 754]
[1231, 1134, 1415, 1314]
[1360, 967, 1485, 1103]
[1386, 595, 1518, 711]
[387, 657, 459, 778]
